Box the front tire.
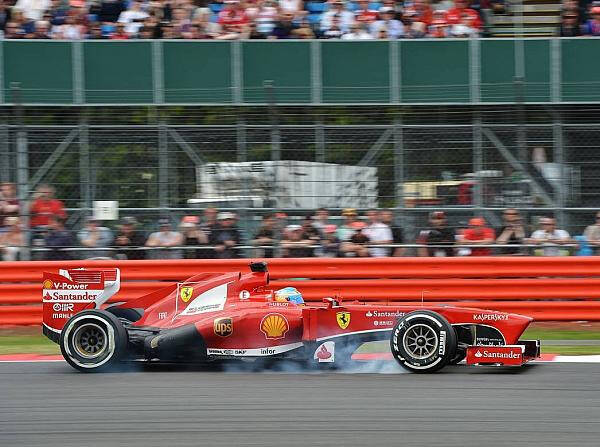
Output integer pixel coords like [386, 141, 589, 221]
[390, 310, 457, 373]
[60, 310, 128, 372]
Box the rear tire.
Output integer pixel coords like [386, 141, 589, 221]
[60, 310, 128, 372]
[390, 310, 457, 373]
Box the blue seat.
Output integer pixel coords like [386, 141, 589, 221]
[368, 2, 382, 10]
[209, 3, 223, 13]
[306, 1, 327, 12]
[308, 12, 322, 24]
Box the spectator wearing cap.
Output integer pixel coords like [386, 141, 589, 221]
[252, 213, 278, 258]
[0, 217, 25, 261]
[381, 209, 404, 256]
[77, 217, 114, 259]
[210, 212, 242, 258]
[30, 184, 66, 229]
[179, 215, 208, 259]
[281, 224, 313, 258]
[583, 6, 600, 35]
[44, 216, 73, 261]
[496, 208, 526, 255]
[145, 218, 184, 259]
[417, 211, 456, 257]
[459, 217, 495, 256]
[340, 221, 370, 257]
[583, 211, 600, 255]
[428, 10, 448, 37]
[319, 224, 340, 257]
[526, 217, 572, 256]
[320, 0, 355, 34]
[363, 209, 392, 257]
[115, 216, 146, 260]
[0, 182, 20, 229]
[337, 208, 359, 242]
[354, 0, 379, 23]
[371, 6, 404, 38]
[444, 0, 481, 31]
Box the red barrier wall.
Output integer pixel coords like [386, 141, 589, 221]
[1, 257, 600, 325]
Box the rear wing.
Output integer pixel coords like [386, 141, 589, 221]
[42, 268, 121, 341]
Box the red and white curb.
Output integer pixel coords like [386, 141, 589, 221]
[351, 352, 600, 363]
[1, 353, 600, 363]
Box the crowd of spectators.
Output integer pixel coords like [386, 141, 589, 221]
[0, 0, 501, 40]
[3, 181, 600, 261]
[559, 1, 600, 37]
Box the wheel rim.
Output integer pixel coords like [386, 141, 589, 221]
[402, 323, 439, 360]
[72, 323, 108, 359]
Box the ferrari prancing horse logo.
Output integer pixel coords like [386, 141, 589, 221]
[180, 286, 194, 303]
[336, 311, 350, 329]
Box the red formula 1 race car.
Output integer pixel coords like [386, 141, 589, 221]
[42, 262, 540, 373]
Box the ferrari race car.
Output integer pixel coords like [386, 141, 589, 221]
[42, 262, 540, 373]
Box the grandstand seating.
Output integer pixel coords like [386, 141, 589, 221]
[490, 0, 562, 36]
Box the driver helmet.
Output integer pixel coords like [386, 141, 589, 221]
[274, 287, 304, 305]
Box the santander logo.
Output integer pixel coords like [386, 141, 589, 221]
[476, 350, 521, 359]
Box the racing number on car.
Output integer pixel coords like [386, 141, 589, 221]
[336, 311, 350, 329]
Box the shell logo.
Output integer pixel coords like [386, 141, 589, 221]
[260, 313, 289, 340]
[42, 279, 53, 289]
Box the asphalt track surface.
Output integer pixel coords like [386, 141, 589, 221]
[1, 361, 600, 447]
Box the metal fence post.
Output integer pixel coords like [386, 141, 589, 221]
[553, 110, 566, 228]
[79, 108, 91, 218]
[12, 83, 30, 260]
[473, 111, 483, 211]
[158, 115, 169, 211]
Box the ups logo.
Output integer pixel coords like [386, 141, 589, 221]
[214, 318, 233, 337]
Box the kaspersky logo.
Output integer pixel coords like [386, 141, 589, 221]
[475, 350, 521, 359]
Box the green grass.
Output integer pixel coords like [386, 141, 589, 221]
[0, 336, 60, 355]
[542, 346, 600, 356]
[522, 327, 600, 340]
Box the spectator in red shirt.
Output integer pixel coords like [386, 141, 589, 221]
[413, 0, 433, 26]
[428, 11, 448, 37]
[354, 0, 378, 23]
[30, 184, 66, 228]
[445, 0, 482, 30]
[460, 217, 495, 256]
[217, 0, 248, 27]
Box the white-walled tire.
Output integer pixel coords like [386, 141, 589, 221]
[60, 310, 128, 372]
[390, 310, 457, 373]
